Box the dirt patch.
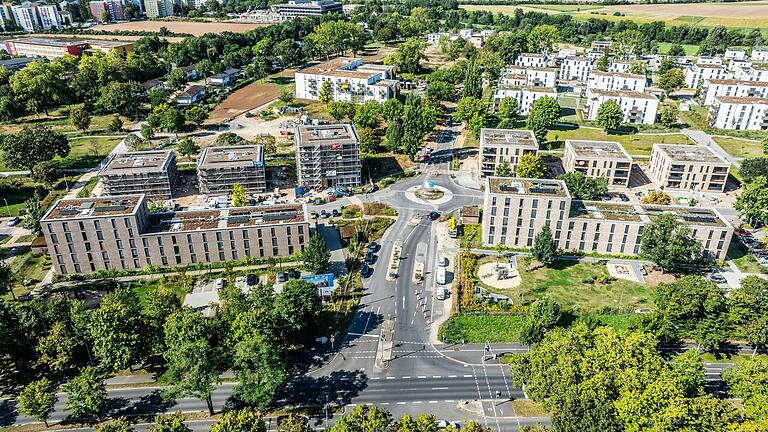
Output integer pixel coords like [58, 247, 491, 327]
[92, 20, 267, 36]
[644, 268, 676, 286]
[208, 71, 294, 122]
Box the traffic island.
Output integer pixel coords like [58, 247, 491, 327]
[375, 319, 395, 369]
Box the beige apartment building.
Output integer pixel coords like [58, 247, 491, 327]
[99, 151, 178, 200]
[562, 140, 633, 187]
[648, 144, 730, 193]
[197, 145, 267, 195]
[482, 177, 732, 260]
[478, 129, 539, 178]
[296, 124, 361, 189]
[41, 195, 310, 275]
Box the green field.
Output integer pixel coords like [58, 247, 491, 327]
[658, 42, 700, 56]
[727, 241, 767, 274]
[53, 136, 124, 169]
[439, 314, 527, 343]
[545, 126, 692, 156]
[5, 249, 51, 298]
[713, 136, 765, 159]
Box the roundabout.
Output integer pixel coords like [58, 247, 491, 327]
[404, 180, 454, 205]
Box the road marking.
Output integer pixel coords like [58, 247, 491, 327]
[418, 376, 427, 379]
[402, 376, 411, 379]
[402, 295, 405, 310]
[397, 402, 406, 405]
[381, 402, 389, 405]
[431, 387, 449, 390]
[386, 377, 395, 380]
[448, 375, 457, 378]
[428, 400, 438, 404]
[464, 374, 473, 378]
[412, 401, 422, 404]
[444, 400, 454, 403]
[370, 377, 380, 380]
[433, 375, 441, 378]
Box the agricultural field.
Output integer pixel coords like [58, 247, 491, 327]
[92, 20, 267, 36]
[461, 1, 768, 29]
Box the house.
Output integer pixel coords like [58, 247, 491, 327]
[685, 63, 732, 88]
[725, 49, 748, 61]
[500, 66, 557, 88]
[493, 86, 557, 115]
[180, 65, 201, 81]
[294, 57, 398, 104]
[648, 144, 730, 192]
[141, 79, 164, 93]
[587, 71, 646, 93]
[559, 56, 593, 81]
[701, 79, 768, 105]
[584, 89, 659, 125]
[176, 85, 207, 106]
[709, 96, 768, 131]
[591, 41, 611, 54]
[609, 61, 632, 74]
[515, 53, 548, 69]
[209, 68, 241, 86]
[562, 140, 633, 187]
[751, 48, 768, 62]
[459, 28, 473, 39]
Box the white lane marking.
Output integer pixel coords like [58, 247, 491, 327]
[433, 375, 441, 378]
[464, 374, 473, 378]
[481, 359, 502, 432]
[386, 377, 395, 380]
[402, 295, 405, 310]
[397, 402, 406, 405]
[444, 400, 454, 403]
[412, 401, 422, 404]
[448, 375, 457, 378]
[431, 387, 449, 390]
[428, 401, 438, 404]
[418, 376, 427, 379]
[370, 377, 380, 380]
[402, 376, 411, 379]
[471, 367, 488, 428]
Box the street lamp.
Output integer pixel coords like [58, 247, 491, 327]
[1, 198, 9, 217]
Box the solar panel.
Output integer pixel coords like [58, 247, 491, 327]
[94, 205, 126, 212]
[529, 187, 559, 194]
[683, 215, 717, 224]
[688, 209, 712, 215]
[60, 209, 79, 215]
[264, 213, 296, 221]
[228, 216, 250, 224]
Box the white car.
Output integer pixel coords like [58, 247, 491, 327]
[436, 420, 461, 429]
[437, 256, 448, 267]
[214, 278, 226, 289]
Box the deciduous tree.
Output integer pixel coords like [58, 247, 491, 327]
[658, 104, 679, 128]
[641, 214, 700, 271]
[21, 193, 45, 235]
[98, 81, 144, 118]
[184, 105, 209, 127]
[302, 234, 330, 274]
[150, 413, 192, 432]
[658, 68, 686, 94]
[319, 81, 332, 105]
[274, 279, 323, 344]
[596, 99, 623, 131]
[89, 288, 146, 371]
[556, 172, 607, 200]
[515, 153, 546, 178]
[211, 409, 266, 432]
[71, 106, 92, 131]
[642, 190, 672, 205]
[231, 182, 248, 207]
[495, 161, 513, 177]
[0, 125, 69, 171]
[532, 222, 556, 265]
[527, 24, 559, 53]
[735, 176, 768, 227]
[385, 38, 426, 74]
[176, 137, 200, 157]
[328, 101, 356, 121]
[63, 367, 107, 421]
[353, 100, 380, 129]
[18, 378, 57, 427]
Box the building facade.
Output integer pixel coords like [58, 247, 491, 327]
[500, 66, 557, 88]
[197, 145, 267, 195]
[41, 195, 310, 275]
[559, 56, 593, 81]
[685, 63, 733, 88]
[144, 0, 173, 17]
[295, 57, 398, 104]
[584, 89, 659, 125]
[89, 0, 124, 21]
[702, 79, 768, 105]
[562, 140, 633, 187]
[708, 96, 768, 130]
[648, 144, 730, 192]
[296, 124, 361, 189]
[99, 151, 178, 200]
[478, 129, 539, 178]
[481, 177, 732, 260]
[270, 0, 342, 20]
[5, 37, 87, 58]
[492, 86, 557, 115]
[587, 71, 646, 93]
[515, 53, 548, 68]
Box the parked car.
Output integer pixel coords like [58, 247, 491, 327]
[708, 274, 727, 284]
[214, 278, 226, 289]
[436, 288, 447, 300]
[361, 263, 371, 278]
[332, 209, 341, 217]
[245, 274, 258, 286]
[437, 256, 448, 267]
[320, 210, 330, 218]
[7, 216, 20, 226]
[619, 194, 629, 202]
[428, 211, 440, 220]
[277, 272, 287, 283]
[365, 252, 375, 265]
[367, 242, 378, 253]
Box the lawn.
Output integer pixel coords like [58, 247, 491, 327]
[658, 42, 700, 56]
[727, 240, 767, 274]
[439, 314, 527, 343]
[713, 136, 765, 159]
[5, 249, 51, 298]
[53, 136, 124, 169]
[545, 125, 692, 156]
[461, 224, 483, 249]
[515, 259, 653, 310]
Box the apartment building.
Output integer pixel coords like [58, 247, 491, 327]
[36, 5, 61, 29]
[587, 71, 646, 93]
[559, 56, 593, 82]
[296, 124, 361, 189]
[481, 176, 732, 260]
[0, 4, 14, 31]
[685, 63, 733, 88]
[734, 65, 768, 83]
[500, 66, 557, 88]
[144, 0, 174, 18]
[751, 49, 768, 62]
[197, 145, 267, 195]
[609, 61, 632, 74]
[295, 57, 398, 104]
[591, 41, 612, 54]
[10, 3, 61, 31]
[515, 53, 548, 68]
[493, 86, 557, 115]
[562, 140, 633, 187]
[709, 96, 768, 131]
[89, 0, 124, 22]
[701, 79, 768, 105]
[648, 144, 730, 192]
[584, 89, 659, 125]
[270, 0, 342, 20]
[725, 49, 748, 61]
[99, 151, 178, 200]
[5, 37, 87, 58]
[478, 128, 539, 178]
[41, 195, 310, 275]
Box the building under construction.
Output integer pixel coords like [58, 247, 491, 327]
[197, 145, 267, 195]
[99, 150, 178, 200]
[295, 124, 361, 189]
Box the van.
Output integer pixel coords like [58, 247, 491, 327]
[436, 288, 446, 300]
[436, 267, 447, 285]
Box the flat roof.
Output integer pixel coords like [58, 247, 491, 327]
[101, 151, 174, 175]
[519, 53, 545, 58]
[297, 57, 378, 80]
[714, 95, 768, 105]
[505, 66, 557, 73]
[296, 124, 358, 147]
[487, 177, 569, 198]
[198, 145, 264, 169]
[7, 37, 88, 47]
[495, 85, 557, 93]
[589, 89, 657, 99]
[570, 201, 728, 227]
[144, 203, 306, 234]
[565, 56, 591, 61]
[705, 78, 768, 87]
[654, 144, 729, 164]
[43, 196, 142, 221]
[591, 71, 645, 80]
[480, 129, 538, 148]
[565, 140, 632, 160]
[85, 39, 134, 48]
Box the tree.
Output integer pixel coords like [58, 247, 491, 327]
[37, 321, 77, 372]
[319, 81, 332, 104]
[163, 308, 224, 416]
[462, 59, 482, 99]
[274, 39, 302, 67]
[652, 276, 726, 335]
[596, 100, 623, 131]
[89, 288, 145, 371]
[658, 57, 678, 75]
[328, 101, 356, 121]
[18, 378, 57, 427]
[522, 296, 563, 345]
[151, 413, 192, 432]
[0, 262, 13, 300]
[10, 60, 67, 115]
[763, 137, 768, 155]
[735, 176, 768, 227]
[141, 124, 155, 140]
[147, 88, 170, 107]
[276, 414, 311, 432]
[278, 90, 294, 105]
[531, 96, 561, 125]
[532, 222, 557, 265]
[108, 115, 124, 132]
[177, 138, 200, 158]
[353, 100, 381, 129]
[723, 356, 768, 422]
[667, 44, 686, 56]
[386, 119, 403, 152]
[658, 104, 679, 128]
[31, 161, 59, 189]
[527, 24, 560, 53]
[740, 157, 768, 183]
[495, 161, 514, 177]
[63, 367, 107, 421]
[386, 38, 427, 74]
[329, 405, 393, 432]
[97, 417, 136, 432]
[526, 112, 550, 145]
[358, 127, 379, 154]
[641, 214, 701, 271]
[401, 93, 424, 159]
[100, 10, 111, 23]
[70, 106, 92, 132]
[211, 409, 266, 432]
[184, 105, 209, 127]
[642, 190, 672, 205]
[231, 182, 248, 207]
[556, 172, 608, 200]
[302, 234, 330, 274]
[148, 104, 185, 133]
[497, 97, 519, 124]
[594, 56, 609, 72]
[166, 68, 188, 90]
[233, 336, 285, 410]
[658, 68, 686, 94]
[274, 278, 323, 344]
[21, 193, 45, 235]
[0, 125, 69, 171]
[425, 81, 455, 102]
[308, 20, 366, 58]
[98, 81, 144, 118]
[515, 154, 546, 178]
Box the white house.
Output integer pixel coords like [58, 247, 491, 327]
[500, 66, 557, 88]
[560, 56, 593, 81]
[591, 41, 612, 54]
[459, 28, 473, 39]
[294, 57, 398, 104]
[176, 85, 206, 106]
[515, 53, 548, 69]
[209, 68, 241, 86]
[697, 56, 723, 66]
[493, 86, 557, 115]
[701, 79, 768, 105]
[709, 96, 768, 130]
[725, 49, 748, 61]
[426, 32, 456, 44]
[734, 65, 768, 83]
[587, 71, 646, 93]
[584, 89, 659, 125]
[609, 61, 632, 74]
[751, 49, 768, 62]
[685, 63, 733, 88]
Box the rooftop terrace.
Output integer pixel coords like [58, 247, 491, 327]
[44, 196, 142, 220]
[144, 204, 306, 233]
[487, 177, 569, 198]
[296, 124, 358, 147]
[480, 129, 538, 148]
[570, 201, 728, 227]
[566, 140, 632, 160]
[654, 144, 728, 164]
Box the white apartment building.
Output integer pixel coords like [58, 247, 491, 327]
[685, 63, 733, 88]
[609, 61, 632, 74]
[144, 0, 173, 17]
[734, 65, 768, 83]
[587, 71, 646, 93]
[562, 140, 633, 187]
[559, 56, 593, 81]
[701, 79, 768, 106]
[11, 4, 38, 32]
[697, 56, 723, 66]
[648, 144, 730, 192]
[725, 49, 748, 61]
[36, 5, 61, 29]
[426, 32, 455, 44]
[459, 28, 473, 39]
[294, 57, 398, 104]
[493, 86, 557, 115]
[515, 53, 548, 68]
[584, 89, 659, 125]
[709, 96, 768, 131]
[500, 66, 557, 88]
[478, 129, 539, 179]
[727, 59, 752, 74]
[751, 49, 768, 62]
